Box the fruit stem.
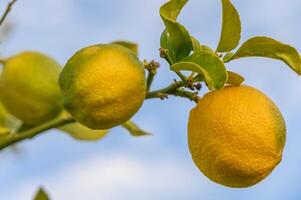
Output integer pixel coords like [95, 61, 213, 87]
[146, 72, 155, 91]
[0, 113, 75, 151]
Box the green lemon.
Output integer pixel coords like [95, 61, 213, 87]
[59, 44, 146, 129]
[0, 51, 62, 125]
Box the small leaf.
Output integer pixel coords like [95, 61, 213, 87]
[222, 52, 234, 62]
[160, 29, 170, 50]
[122, 121, 152, 137]
[216, 0, 241, 52]
[111, 41, 138, 56]
[59, 123, 108, 141]
[230, 36, 301, 74]
[171, 51, 228, 89]
[34, 188, 50, 200]
[199, 45, 216, 54]
[160, 0, 193, 62]
[0, 102, 21, 134]
[191, 36, 202, 52]
[227, 71, 245, 85]
[191, 36, 215, 54]
[160, 0, 187, 21]
[172, 61, 212, 85]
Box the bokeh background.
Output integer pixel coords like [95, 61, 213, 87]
[0, 0, 300, 199]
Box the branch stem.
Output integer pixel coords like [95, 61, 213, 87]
[0, 114, 75, 150]
[146, 72, 155, 91]
[144, 60, 160, 92]
[159, 48, 187, 82]
[146, 80, 199, 102]
[0, 0, 17, 27]
[0, 53, 202, 151]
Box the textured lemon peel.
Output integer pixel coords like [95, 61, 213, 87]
[59, 44, 146, 129]
[0, 51, 62, 125]
[188, 85, 285, 188]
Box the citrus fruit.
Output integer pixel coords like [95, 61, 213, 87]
[0, 51, 62, 125]
[188, 85, 286, 188]
[60, 122, 108, 141]
[59, 44, 146, 129]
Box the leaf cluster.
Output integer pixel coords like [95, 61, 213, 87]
[159, 0, 301, 90]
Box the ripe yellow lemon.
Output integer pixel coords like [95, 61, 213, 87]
[188, 85, 286, 188]
[59, 44, 146, 129]
[0, 51, 62, 125]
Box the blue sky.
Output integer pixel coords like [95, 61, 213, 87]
[0, 0, 301, 199]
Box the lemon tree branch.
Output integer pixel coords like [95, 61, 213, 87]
[0, 59, 201, 150]
[146, 80, 200, 102]
[0, 114, 75, 150]
[0, 81, 200, 151]
[144, 60, 160, 92]
[0, 0, 17, 27]
[159, 48, 188, 82]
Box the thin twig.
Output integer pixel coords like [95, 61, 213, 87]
[159, 48, 188, 82]
[146, 80, 199, 102]
[0, 0, 17, 27]
[0, 114, 75, 150]
[144, 60, 160, 92]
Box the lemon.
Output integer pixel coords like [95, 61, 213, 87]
[188, 85, 285, 188]
[59, 44, 146, 129]
[60, 122, 108, 141]
[0, 51, 62, 125]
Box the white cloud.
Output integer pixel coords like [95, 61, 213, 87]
[5, 153, 208, 200]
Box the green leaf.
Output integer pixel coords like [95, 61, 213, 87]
[227, 71, 245, 85]
[216, 0, 241, 52]
[200, 45, 216, 54]
[59, 122, 108, 141]
[222, 52, 234, 62]
[160, 0, 187, 21]
[122, 121, 152, 137]
[34, 188, 49, 200]
[160, 0, 193, 62]
[171, 52, 228, 89]
[230, 36, 301, 75]
[111, 40, 138, 56]
[160, 29, 169, 48]
[0, 102, 21, 133]
[191, 36, 202, 52]
[171, 61, 212, 86]
[191, 36, 215, 54]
